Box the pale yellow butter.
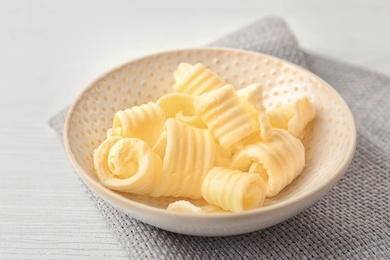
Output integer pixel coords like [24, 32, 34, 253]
[150, 118, 216, 199]
[237, 83, 273, 140]
[156, 92, 207, 128]
[173, 62, 193, 82]
[267, 96, 315, 137]
[231, 128, 305, 197]
[167, 200, 203, 213]
[167, 200, 228, 213]
[201, 166, 267, 212]
[93, 62, 315, 213]
[194, 85, 259, 149]
[110, 102, 165, 147]
[93, 136, 162, 194]
[173, 63, 226, 95]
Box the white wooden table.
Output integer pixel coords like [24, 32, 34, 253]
[1, 1, 389, 258]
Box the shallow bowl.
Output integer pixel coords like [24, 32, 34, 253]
[64, 48, 356, 236]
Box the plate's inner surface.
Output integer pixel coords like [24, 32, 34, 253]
[67, 49, 355, 209]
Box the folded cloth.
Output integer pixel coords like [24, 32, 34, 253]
[49, 17, 390, 259]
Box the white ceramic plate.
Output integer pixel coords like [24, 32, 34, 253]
[64, 48, 356, 236]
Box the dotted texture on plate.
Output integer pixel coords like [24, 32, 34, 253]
[67, 48, 354, 209]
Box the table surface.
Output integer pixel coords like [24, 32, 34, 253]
[1, 1, 389, 259]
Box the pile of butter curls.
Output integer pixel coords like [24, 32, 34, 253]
[93, 63, 315, 213]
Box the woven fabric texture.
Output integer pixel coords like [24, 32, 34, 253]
[49, 17, 390, 259]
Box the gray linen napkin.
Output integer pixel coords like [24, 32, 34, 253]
[49, 17, 390, 259]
